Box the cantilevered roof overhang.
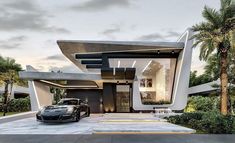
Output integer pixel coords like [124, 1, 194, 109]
[57, 40, 185, 71]
[19, 71, 134, 89]
[19, 71, 101, 81]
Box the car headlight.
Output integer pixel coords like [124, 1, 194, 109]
[39, 106, 44, 111]
[66, 107, 74, 113]
[38, 106, 45, 113]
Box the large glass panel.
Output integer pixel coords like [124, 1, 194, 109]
[109, 58, 177, 105]
[116, 85, 130, 112]
[138, 58, 177, 105]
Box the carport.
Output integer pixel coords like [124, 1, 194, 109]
[19, 65, 134, 113]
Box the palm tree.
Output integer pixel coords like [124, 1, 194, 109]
[192, 0, 234, 115]
[0, 56, 22, 116]
[204, 54, 220, 80]
[204, 53, 235, 113]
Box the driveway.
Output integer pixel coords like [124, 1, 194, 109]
[1, 135, 235, 143]
[0, 113, 195, 134]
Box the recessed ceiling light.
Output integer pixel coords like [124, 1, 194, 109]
[142, 60, 152, 73]
[39, 80, 97, 88]
[118, 60, 120, 68]
[132, 60, 136, 68]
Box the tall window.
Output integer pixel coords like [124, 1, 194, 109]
[109, 58, 177, 105]
[138, 58, 177, 105]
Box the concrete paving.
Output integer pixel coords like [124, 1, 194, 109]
[1, 135, 235, 143]
[0, 113, 195, 134]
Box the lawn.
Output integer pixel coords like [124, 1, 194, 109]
[0, 112, 22, 117]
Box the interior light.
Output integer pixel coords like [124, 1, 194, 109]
[142, 60, 152, 73]
[131, 60, 136, 68]
[157, 50, 160, 54]
[104, 108, 109, 112]
[172, 51, 175, 54]
[39, 80, 98, 88]
[118, 60, 120, 68]
[110, 108, 114, 112]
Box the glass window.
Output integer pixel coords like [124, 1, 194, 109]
[109, 58, 177, 105]
[58, 100, 79, 105]
[138, 58, 177, 105]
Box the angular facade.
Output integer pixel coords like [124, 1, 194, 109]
[20, 29, 194, 113]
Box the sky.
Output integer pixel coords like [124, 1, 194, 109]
[0, 0, 220, 75]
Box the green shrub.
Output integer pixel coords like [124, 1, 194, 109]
[199, 111, 234, 134]
[166, 115, 182, 124]
[188, 118, 202, 130]
[7, 97, 31, 112]
[185, 96, 219, 112]
[181, 112, 204, 123]
[165, 112, 204, 125]
[142, 100, 171, 105]
[166, 111, 235, 134]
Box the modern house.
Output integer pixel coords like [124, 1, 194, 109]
[19, 29, 194, 113]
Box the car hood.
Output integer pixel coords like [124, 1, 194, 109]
[41, 105, 75, 114]
[45, 105, 75, 110]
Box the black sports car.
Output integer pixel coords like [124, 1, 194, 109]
[36, 98, 90, 122]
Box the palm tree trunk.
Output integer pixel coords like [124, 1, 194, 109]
[220, 51, 228, 115]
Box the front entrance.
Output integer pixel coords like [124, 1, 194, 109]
[116, 85, 130, 112]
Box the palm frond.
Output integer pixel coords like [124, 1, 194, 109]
[191, 30, 220, 48]
[192, 39, 203, 48]
[223, 17, 235, 33]
[220, 0, 231, 11]
[203, 6, 221, 28]
[204, 54, 220, 79]
[191, 22, 213, 32]
[220, 0, 234, 27]
[199, 38, 216, 61]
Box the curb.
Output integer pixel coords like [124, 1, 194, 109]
[0, 112, 36, 124]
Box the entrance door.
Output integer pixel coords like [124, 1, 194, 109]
[116, 85, 130, 112]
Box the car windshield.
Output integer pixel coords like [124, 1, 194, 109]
[58, 100, 78, 105]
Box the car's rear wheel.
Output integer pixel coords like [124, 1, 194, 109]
[75, 111, 80, 122]
[86, 107, 90, 117]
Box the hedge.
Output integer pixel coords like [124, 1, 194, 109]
[165, 111, 235, 134]
[142, 100, 171, 105]
[184, 96, 219, 112]
[7, 97, 31, 112]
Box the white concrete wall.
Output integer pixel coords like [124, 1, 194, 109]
[133, 29, 194, 110]
[26, 66, 53, 111]
[188, 80, 219, 95]
[170, 29, 194, 110]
